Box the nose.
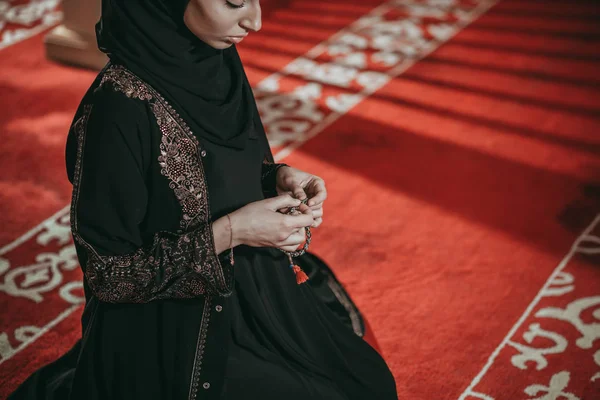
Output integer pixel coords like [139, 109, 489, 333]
[239, 3, 261, 33]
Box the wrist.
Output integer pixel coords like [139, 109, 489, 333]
[211, 217, 230, 255]
[228, 211, 244, 247]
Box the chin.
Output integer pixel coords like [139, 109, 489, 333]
[205, 39, 233, 50]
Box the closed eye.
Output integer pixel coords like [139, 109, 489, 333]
[226, 0, 245, 9]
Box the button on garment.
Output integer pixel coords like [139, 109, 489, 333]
[201, 137, 397, 400]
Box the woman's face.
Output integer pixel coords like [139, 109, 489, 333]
[183, 0, 262, 49]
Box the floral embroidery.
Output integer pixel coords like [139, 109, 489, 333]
[98, 68, 153, 101]
[99, 65, 208, 231]
[68, 64, 233, 302]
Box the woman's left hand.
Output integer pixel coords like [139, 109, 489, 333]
[276, 166, 326, 228]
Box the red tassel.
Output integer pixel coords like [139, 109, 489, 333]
[292, 265, 309, 285]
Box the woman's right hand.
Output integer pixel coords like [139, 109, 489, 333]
[229, 195, 313, 252]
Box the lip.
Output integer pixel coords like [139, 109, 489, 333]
[227, 36, 247, 44]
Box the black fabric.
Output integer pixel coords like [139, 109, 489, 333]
[7, 68, 397, 400]
[96, 0, 256, 149]
[220, 248, 396, 400]
[8, 1, 398, 397]
[199, 138, 397, 400]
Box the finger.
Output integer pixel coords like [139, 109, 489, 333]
[284, 213, 314, 229]
[280, 244, 303, 253]
[292, 185, 307, 201]
[278, 230, 306, 247]
[281, 203, 310, 216]
[310, 207, 323, 219]
[311, 217, 323, 228]
[296, 203, 311, 214]
[307, 180, 327, 207]
[268, 194, 302, 211]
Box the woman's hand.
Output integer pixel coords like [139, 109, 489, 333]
[276, 166, 326, 228]
[228, 195, 313, 252]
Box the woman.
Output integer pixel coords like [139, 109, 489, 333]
[9, 1, 397, 399]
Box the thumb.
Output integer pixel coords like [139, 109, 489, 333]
[267, 194, 302, 211]
[291, 185, 307, 200]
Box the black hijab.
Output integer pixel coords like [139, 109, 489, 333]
[96, 0, 256, 149]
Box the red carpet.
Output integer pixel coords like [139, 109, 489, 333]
[1, 0, 600, 399]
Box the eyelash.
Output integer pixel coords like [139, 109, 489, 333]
[225, 0, 246, 9]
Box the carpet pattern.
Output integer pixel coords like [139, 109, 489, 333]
[1, 0, 599, 399]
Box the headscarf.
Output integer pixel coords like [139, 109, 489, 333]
[95, 0, 256, 149]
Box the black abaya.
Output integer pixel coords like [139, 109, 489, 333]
[200, 138, 396, 399]
[8, 62, 397, 399]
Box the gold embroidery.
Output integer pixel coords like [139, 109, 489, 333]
[99, 65, 208, 231]
[69, 104, 93, 238]
[69, 103, 208, 302]
[188, 296, 212, 400]
[68, 64, 233, 302]
[98, 69, 153, 102]
[97, 64, 231, 295]
[70, 65, 230, 400]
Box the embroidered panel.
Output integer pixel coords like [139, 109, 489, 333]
[68, 64, 233, 301]
[188, 296, 212, 400]
[99, 65, 208, 232]
[98, 64, 230, 295]
[69, 103, 209, 302]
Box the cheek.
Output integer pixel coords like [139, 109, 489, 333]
[184, 1, 241, 48]
[208, 13, 239, 37]
[198, 2, 239, 38]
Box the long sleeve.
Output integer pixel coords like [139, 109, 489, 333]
[254, 93, 289, 198]
[67, 91, 228, 303]
[261, 160, 288, 198]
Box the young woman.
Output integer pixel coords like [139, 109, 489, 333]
[9, 1, 397, 399]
